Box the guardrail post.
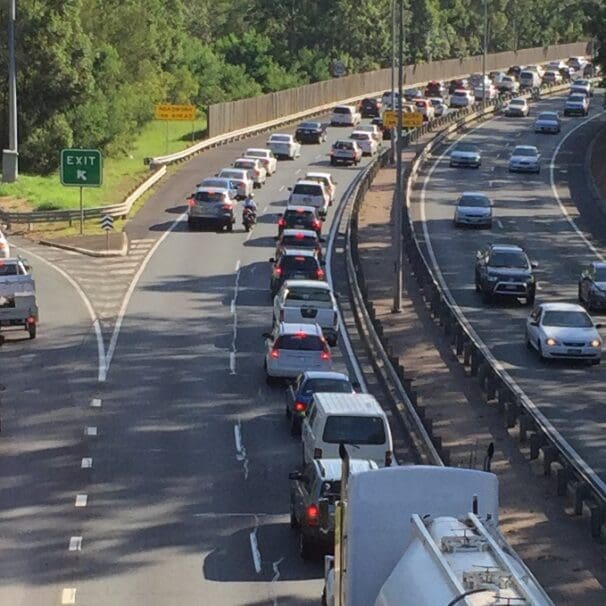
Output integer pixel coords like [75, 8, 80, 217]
[485, 372, 496, 402]
[477, 362, 488, 391]
[469, 348, 480, 376]
[496, 387, 507, 413]
[589, 503, 603, 539]
[518, 413, 534, 443]
[463, 342, 472, 367]
[574, 482, 590, 516]
[505, 397, 518, 429]
[455, 327, 465, 356]
[541, 445, 558, 476]
[529, 431, 545, 459]
[555, 464, 569, 496]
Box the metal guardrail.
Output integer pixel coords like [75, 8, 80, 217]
[344, 80, 606, 539]
[0, 165, 167, 228]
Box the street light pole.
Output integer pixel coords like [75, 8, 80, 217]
[2, 0, 19, 183]
[390, 0, 396, 163]
[392, 0, 404, 313]
[482, 0, 488, 106]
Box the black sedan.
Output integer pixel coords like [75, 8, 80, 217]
[295, 121, 327, 144]
[578, 262, 606, 311]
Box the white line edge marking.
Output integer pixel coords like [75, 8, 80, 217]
[68, 536, 82, 551]
[234, 419, 249, 479]
[13, 244, 106, 382]
[75, 494, 88, 507]
[496, 219, 503, 229]
[418, 104, 606, 494]
[61, 588, 77, 604]
[85, 426, 97, 436]
[326, 171, 368, 392]
[235, 259, 241, 272]
[81, 457, 93, 469]
[102, 211, 187, 382]
[90, 398, 102, 408]
[270, 556, 285, 606]
[249, 516, 262, 574]
[230, 263, 241, 375]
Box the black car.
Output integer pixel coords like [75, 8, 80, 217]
[289, 458, 376, 559]
[475, 244, 537, 305]
[424, 80, 445, 98]
[274, 228, 323, 261]
[277, 206, 322, 237]
[269, 249, 324, 296]
[448, 78, 468, 95]
[578, 261, 606, 311]
[359, 97, 381, 118]
[295, 121, 327, 144]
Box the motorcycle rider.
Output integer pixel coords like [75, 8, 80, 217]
[242, 193, 257, 226]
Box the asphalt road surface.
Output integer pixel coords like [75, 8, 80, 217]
[410, 90, 606, 487]
[0, 118, 405, 605]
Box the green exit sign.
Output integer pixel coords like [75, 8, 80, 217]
[60, 149, 103, 187]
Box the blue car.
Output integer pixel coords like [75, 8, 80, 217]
[286, 371, 356, 435]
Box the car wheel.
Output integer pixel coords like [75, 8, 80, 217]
[226, 221, 233, 233]
[330, 158, 336, 166]
[578, 285, 584, 303]
[28, 322, 37, 339]
[591, 359, 601, 366]
[285, 403, 291, 418]
[290, 507, 300, 529]
[525, 331, 533, 349]
[526, 292, 535, 305]
[537, 341, 546, 362]
[474, 279, 481, 293]
[187, 216, 195, 229]
[299, 533, 314, 560]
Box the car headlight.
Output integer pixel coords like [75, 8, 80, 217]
[591, 339, 601, 348]
[486, 275, 498, 282]
[545, 337, 558, 347]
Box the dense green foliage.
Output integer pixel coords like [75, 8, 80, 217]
[0, 0, 599, 173]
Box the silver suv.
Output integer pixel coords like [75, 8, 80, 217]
[186, 187, 235, 231]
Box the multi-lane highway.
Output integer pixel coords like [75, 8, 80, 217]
[410, 91, 606, 485]
[0, 117, 409, 605]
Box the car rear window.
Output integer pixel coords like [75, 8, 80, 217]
[219, 170, 243, 179]
[299, 122, 320, 129]
[293, 184, 323, 196]
[194, 191, 226, 203]
[538, 113, 557, 121]
[276, 334, 324, 350]
[285, 210, 314, 222]
[281, 235, 316, 248]
[303, 378, 352, 395]
[334, 141, 354, 150]
[322, 415, 386, 445]
[234, 160, 254, 169]
[0, 263, 18, 276]
[453, 90, 467, 97]
[350, 132, 368, 140]
[271, 135, 290, 142]
[333, 107, 352, 114]
[286, 287, 331, 302]
[320, 480, 341, 499]
[280, 255, 318, 272]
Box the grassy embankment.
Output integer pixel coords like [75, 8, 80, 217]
[0, 118, 205, 237]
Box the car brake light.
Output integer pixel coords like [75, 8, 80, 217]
[313, 448, 323, 459]
[294, 232, 304, 240]
[26, 316, 36, 325]
[187, 198, 195, 207]
[294, 401, 306, 413]
[312, 219, 321, 229]
[385, 450, 393, 466]
[295, 256, 305, 261]
[278, 218, 286, 227]
[306, 504, 319, 525]
[222, 205, 232, 211]
[270, 348, 280, 359]
[274, 267, 282, 276]
[295, 331, 307, 337]
[317, 268, 325, 279]
[320, 350, 330, 361]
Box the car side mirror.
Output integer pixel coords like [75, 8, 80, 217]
[531, 261, 539, 269]
[269, 257, 275, 263]
[476, 251, 482, 259]
[288, 471, 303, 481]
[214, 173, 218, 177]
[287, 187, 292, 191]
[530, 320, 539, 327]
[352, 381, 360, 390]
[318, 498, 330, 527]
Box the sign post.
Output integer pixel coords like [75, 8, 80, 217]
[60, 149, 103, 235]
[100, 215, 114, 251]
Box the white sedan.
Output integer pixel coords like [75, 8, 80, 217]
[216, 168, 254, 199]
[354, 124, 382, 144]
[508, 145, 540, 174]
[504, 97, 529, 117]
[243, 148, 277, 175]
[233, 157, 267, 188]
[305, 171, 337, 204]
[266, 133, 301, 160]
[350, 131, 378, 156]
[526, 303, 602, 364]
[0, 229, 9, 258]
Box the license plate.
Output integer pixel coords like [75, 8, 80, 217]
[504, 284, 517, 290]
[293, 274, 305, 279]
[567, 348, 582, 354]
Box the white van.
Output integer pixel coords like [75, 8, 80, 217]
[519, 70, 541, 89]
[301, 393, 393, 467]
[330, 104, 361, 127]
[288, 180, 329, 217]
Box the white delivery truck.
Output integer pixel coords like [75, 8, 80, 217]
[0, 258, 38, 340]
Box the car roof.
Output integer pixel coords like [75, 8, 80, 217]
[315, 458, 377, 481]
[284, 279, 330, 290]
[293, 179, 324, 188]
[488, 243, 524, 252]
[234, 157, 257, 163]
[220, 168, 247, 175]
[429, 97, 444, 102]
[461, 191, 488, 197]
[538, 111, 559, 117]
[539, 302, 587, 312]
[277, 322, 323, 336]
[512, 145, 538, 152]
[312, 392, 385, 416]
[281, 228, 318, 237]
[351, 130, 372, 137]
[306, 171, 332, 179]
[302, 370, 350, 381]
[333, 104, 355, 110]
[194, 186, 230, 194]
[510, 97, 526, 102]
[591, 261, 606, 269]
[269, 133, 291, 138]
[245, 147, 269, 154]
[281, 248, 317, 258]
[285, 205, 316, 212]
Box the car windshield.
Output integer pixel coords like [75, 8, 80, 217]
[322, 415, 386, 445]
[569, 95, 585, 102]
[286, 287, 331, 302]
[538, 113, 557, 121]
[302, 378, 352, 395]
[276, 334, 324, 351]
[0, 263, 18, 276]
[280, 256, 318, 272]
[299, 122, 320, 129]
[281, 235, 316, 248]
[489, 251, 528, 268]
[271, 135, 290, 142]
[513, 148, 537, 157]
[453, 91, 468, 97]
[542, 311, 592, 328]
[574, 80, 589, 86]
[285, 210, 314, 222]
[194, 191, 225, 203]
[459, 195, 490, 208]
[293, 184, 322, 196]
[453, 143, 478, 153]
[510, 99, 525, 106]
[219, 170, 243, 179]
[594, 268, 606, 281]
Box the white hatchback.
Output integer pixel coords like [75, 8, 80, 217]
[243, 148, 277, 175]
[233, 157, 267, 188]
[266, 133, 301, 160]
[288, 180, 329, 217]
[349, 131, 378, 156]
[330, 105, 361, 127]
[526, 303, 602, 364]
[264, 322, 332, 382]
[216, 168, 254, 198]
[305, 172, 337, 204]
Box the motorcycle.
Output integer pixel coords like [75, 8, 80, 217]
[242, 207, 257, 232]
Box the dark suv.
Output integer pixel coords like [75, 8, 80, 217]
[359, 97, 381, 118]
[289, 458, 377, 559]
[277, 206, 322, 237]
[269, 249, 324, 296]
[424, 80, 445, 98]
[295, 121, 327, 144]
[275, 229, 323, 261]
[475, 244, 537, 305]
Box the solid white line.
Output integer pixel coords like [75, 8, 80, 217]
[90, 398, 102, 408]
[245, 229, 253, 242]
[234, 420, 249, 479]
[249, 522, 262, 574]
[549, 111, 606, 262]
[13, 244, 106, 382]
[230, 299, 236, 314]
[85, 426, 97, 436]
[234, 423, 243, 455]
[103, 212, 187, 382]
[270, 557, 285, 606]
[68, 536, 82, 551]
[61, 588, 77, 604]
[81, 458, 93, 469]
[75, 494, 88, 507]
[496, 219, 503, 229]
[417, 106, 606, 496]
[229, 351, 236, 375]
